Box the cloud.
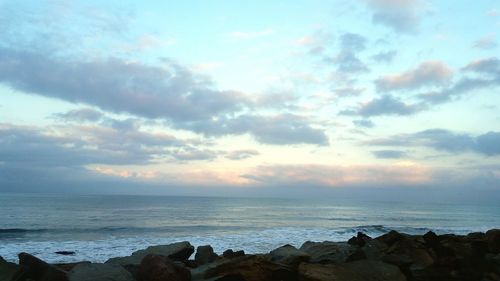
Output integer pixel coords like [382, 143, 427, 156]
[364, 0, 424, 33]
[372, 150, 408, 159]
[181, 114, 329, 146]
[225, 149, 260, 160]
[375, 61, 453, 92]
[473, 35, 498, 50]
[333, 86, 365, 97]
[353, 119, 375, 128]
[53, 108, 104, 122]
[367, 129, 500, 156]
[0, 48, 249, 123]
[371, 50, 397, 63]
[419, 57, 500, 104]
[340, 95, 425, 117]
[327, 33, 369, 73]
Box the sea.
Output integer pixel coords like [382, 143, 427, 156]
[1, 193, 499, 263]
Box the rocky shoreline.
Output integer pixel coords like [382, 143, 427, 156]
[1, 229, 500, 281]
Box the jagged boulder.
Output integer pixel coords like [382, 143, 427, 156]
[14, 252, 68, 281]
[137, 254, 190, 281]
[269, 244, 310, 267]
[106, 241, 194, 265]
[299, 260, 406, 281]
[222, 249, 245, 259]
[300, 241, 355, 264]
[68, 263, 134, 281]
[195, 245, 218, 265]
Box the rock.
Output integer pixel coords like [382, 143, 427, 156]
[195, 245, 218, 265]
[1, 256, 20, 281]
[202, 255, 296, 281]
[487, 229, 500, 253]
[423, 231, 440, 248]
[54, 262, 91, 272]
[298, 260, 406, 281]
[269, 244, 310, 267]
[106, 241, 194, 265]
[55, 251, 76, 256]
[299, 241, 355, 264]
[137, 254, 190, 281]
[348, 232, 372, 247]
[222, 249, 245, 259]
[14, 252, 68, 281]
[348, 239, 388, 262]
[68, 263, 134, 281]
[376, 230, 404, 247]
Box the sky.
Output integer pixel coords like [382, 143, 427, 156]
[0, 0, 499, 199]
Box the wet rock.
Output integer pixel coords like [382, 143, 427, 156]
[487, 229, 500, 253]
[195, 245, 218, 265]
[0, 256, 20, 281]
[202, 255, 296, 281]
[106, 241, 194, 265]
[222, 249, 245, 259]
[269, 244, 310, 267]
[55, 251, 76, 256]
[137, 254, 190, 281]
[299, 241, 355, 264]
[298, 260, 406, 281]
[15, 252, 68, 281]
[68, 263, 134, 281]
[348, 232, 372, 247]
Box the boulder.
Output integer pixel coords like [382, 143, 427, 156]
[106, 241, 194, 265]
[201, 255, 296, 281]
[14, 252, 68, 281]
[269, 244, 310, 267]
[137, 254, 190, 281]
[222, 249, 245, 259]
[376, 230, 404, 247]
[54, 262, 91, 272]
[195, 245, 218, 265]
[68, 263, 134, 281]
[348, 232, 372, 247]
[299, 241, 355, 264]
[487, 229, 500, 253]
[0, 256, 20, 281]
[298, 260, 406, 281]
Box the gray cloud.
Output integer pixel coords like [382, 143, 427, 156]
[375, 61, 453, 92]
[364, 0, 424, 34]
[180, 114, 329, 146]
[53, 108, 104, 122]
[367, 129, 500, 156]
[372, 150, 408, 159]
[371, 50, 397, 63]
[353, 119, 375, 128]
[0, 48, 249, 122]
[340, 95, 425, 117]
[225, 149, 260, 160]
[472, 35, 497, 50]
[327, 33, 369, 73]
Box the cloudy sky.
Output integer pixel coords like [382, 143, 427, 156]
[0, 0, 499, 198]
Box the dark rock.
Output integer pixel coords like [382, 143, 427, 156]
[269, 244, 310, 267]
[195, 245, 218, 265]
[348, 232, 372, 247]
[55, 251, 76, 256]
[376, 230, 404, 247]
[106, 241, 194, 265]
[68, 263, 135, 281]
[487, 229, 500, 253]
[222, 249, 245, 259]
[202, 255, 296, 281]
[299, 241, 355, 264]
[423, 231, 440, 247]
[1, 256, 20, 281]
[15, 252, 68, 281]
[298, 260, 406, 281]
[54, 262, 91, 272]
[137, 254, 190, 281]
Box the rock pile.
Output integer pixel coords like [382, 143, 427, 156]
[1, 229, 500, 281]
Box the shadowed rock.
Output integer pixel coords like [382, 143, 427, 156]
[299, 241, 355, 264]
[299, 260, 406, 281]
[195, 245, 218, 265]
[14, 252, 68, 281]
[106, 241, 194, 265]
[137, 254, 190, 281]
[269, 244, 310, 267]
[68, 263, 134, 281]
[222, 249, 245, 259]
[0, 256, 20, 281]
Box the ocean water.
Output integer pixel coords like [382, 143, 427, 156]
[1, 193, 499, 263]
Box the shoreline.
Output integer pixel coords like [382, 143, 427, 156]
[1, 229, 499, 281]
